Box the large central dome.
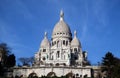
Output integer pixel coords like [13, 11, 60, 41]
[52, 10, 72, 39]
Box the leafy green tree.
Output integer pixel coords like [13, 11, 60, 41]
[0, 43, 16, 68]
[0, 43, 16, 77]
[0, 62, 4, 76]
[0, 43, 11, 66]
[6, 54, 16, 68]
[101, 52, 120, 78]
[112, 57, 120, 78]
[102, 52, 115, 66]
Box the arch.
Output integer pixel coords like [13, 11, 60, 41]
[63, 63, 66, 66]
[74, 48, 77, 52]
[83, 74, 88, 78]
[76, 73, 79, 77]
[57, 40, 59, 47]
[47, 72, 56, 77]
[28, 72, 38, 78]
[66, 40, 68, 46]
[57, 51, 60, 58]
[40, 61, 44, 65]
[66, 72, 74, 78]
[56, 63, 59, 66]
[63, 40, 65, 45]
[50, 63, 53, 66]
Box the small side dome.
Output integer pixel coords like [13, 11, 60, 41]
[71, 31, 81, 47]
[40, 32, 50, 48]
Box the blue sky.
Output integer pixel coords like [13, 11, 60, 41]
[0, 0, 120, 65]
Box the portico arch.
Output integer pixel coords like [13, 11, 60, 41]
[28, 72, 38, 78]
[47, 72, 56, 77]
[66, 72, 75, 78]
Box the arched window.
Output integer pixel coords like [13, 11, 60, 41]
[57, 51, 60, 58]
[52, 42, 54, 46]
[76, 73, 79, 77]
[57, 41, 59, 47]
[63, 40, 65, 45]
[43, 49, 46, 52]
[66, 41, 68, 46]
[80, 75, 82, 77]
[74, 48, 77, 52]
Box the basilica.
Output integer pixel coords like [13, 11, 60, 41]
[34, 10, 87, 67]
[13, 10, 102, 78]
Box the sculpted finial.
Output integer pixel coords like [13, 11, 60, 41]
[44, 32, 47, 38]
[74, 30, 77, 37]
[60, 10, 64, 21]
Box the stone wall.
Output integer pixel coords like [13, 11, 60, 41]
[13, 66, 92, 78]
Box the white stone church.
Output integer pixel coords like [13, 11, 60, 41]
[35, 10, 86, 67]
[13, 10, 102, 78]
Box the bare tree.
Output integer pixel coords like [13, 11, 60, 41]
[19, 56, 34, 66]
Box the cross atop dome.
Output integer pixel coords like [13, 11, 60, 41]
[74, 30, 77, 37]
[60, 10, 64, 21]
[45, 32, 47, 37]
[44, 32, 48, 39]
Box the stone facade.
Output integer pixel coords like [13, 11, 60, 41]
[13, 66, 92, 78]
[13, 10, 101, 78]
[34, 10, 86, 67]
